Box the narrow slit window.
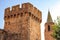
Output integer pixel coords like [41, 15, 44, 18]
[14, 14, 16, 17]
[29, 12, 31, 16]
[48, 25, 50, 31]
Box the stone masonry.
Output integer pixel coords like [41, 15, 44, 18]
[0, 2, 42, 40]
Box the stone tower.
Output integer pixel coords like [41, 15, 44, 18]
[4, 3, 42, 40]
[45, 11, 54, 40]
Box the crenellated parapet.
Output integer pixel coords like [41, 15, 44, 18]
[5, 5, 20, 15]
[22, 3, 42, 19]
[12, 5, 20, 11]
[22, 2, 33, 9]
[5, 7, 10, 14]
[4, 2, 42, 23]
[22, 2, 42, 23]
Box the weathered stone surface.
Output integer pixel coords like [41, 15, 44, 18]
[0, 2, 42, 40]
[45, 23, 54, 40]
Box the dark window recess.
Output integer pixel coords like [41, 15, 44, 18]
[48, 25, 50, 31]
[11, 15, 13, 18]
[21, 13, 23, 17]
[4, 16, 6, 18]
[14, 14, 16, 17]
[29, 12, 31, 16]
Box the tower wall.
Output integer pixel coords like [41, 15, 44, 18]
[22, 3, 42, 20]
[45, 22, 54, 40]
[0, 29, 6, 40]
[4, 2, 42, 40]
[29, 16, 41, 40]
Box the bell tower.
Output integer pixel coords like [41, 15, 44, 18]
[45, 11, 54, 40]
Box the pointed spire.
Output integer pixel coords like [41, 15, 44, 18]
[47, 10, 53, 23]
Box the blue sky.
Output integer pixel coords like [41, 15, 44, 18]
[0, 0, 60, 40]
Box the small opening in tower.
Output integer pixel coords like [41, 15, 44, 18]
[29, 12, 31, 16]
[14, 14, 16, 17]
[48, 25, 50, 31]
[11, 15, 13, 18]
[21, 13, 23, 17]
[4, 16, 6, 19]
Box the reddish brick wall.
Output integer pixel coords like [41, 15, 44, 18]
[45, 22, 54, 40]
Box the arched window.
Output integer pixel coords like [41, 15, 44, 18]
[48, 25, 50, 31]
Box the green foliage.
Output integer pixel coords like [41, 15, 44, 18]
[52, 17, 60, 40]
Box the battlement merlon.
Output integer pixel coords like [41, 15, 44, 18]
[5, 7, 10, 14]
[12, 5, 20, 11]
[5, 5, 20, 14]
[22, 2, 33, 9]
[4, 3, 42, 22]
[38, 9, 42, 19]
[22, 3, 42, 19]
[33, 7, 42, 20]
